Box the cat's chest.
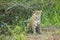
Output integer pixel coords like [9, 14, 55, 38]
[33, 15, 40, 24]
[34, 15, 40, 21]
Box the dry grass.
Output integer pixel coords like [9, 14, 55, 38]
[25, 27, 60, 40]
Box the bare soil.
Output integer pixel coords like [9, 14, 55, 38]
[25, 27, 60, 40]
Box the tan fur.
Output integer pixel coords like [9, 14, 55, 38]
[27, 10, 42, 34]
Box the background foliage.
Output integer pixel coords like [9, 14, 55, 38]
[0, 0, 60, 40]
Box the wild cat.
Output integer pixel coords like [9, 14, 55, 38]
[27, 10, 42, 34]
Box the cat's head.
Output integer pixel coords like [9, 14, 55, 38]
[34, 10, 42, 15]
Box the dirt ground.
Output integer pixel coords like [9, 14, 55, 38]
[25, 27, 60, 40]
